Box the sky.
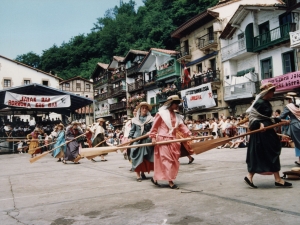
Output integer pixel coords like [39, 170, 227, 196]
[0, 0, 144, 60]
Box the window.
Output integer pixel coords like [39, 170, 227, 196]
[86, 84, 90, 90]
[261, 57, 273, 79]
[183, 40, 189, 55]
[24, 80, 30, 85]
[42, 80, 48, 86]
[4, 79, 11, 87]
[197, 63, 203, 73]
[282, 51, 296, 74]
[76, 83, 81, 89]
[150, 97, 155, 104]
[208, 26, 214, 42]
[209, 58, 216, 71]
[65, 83, 70, 88]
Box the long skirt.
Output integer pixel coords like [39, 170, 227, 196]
[28, 141, 40, 155]
[154, 136, 181, 181]
[64, 141, 79, 161]
[130, 137, 154, 173]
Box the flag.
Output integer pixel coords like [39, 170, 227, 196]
[181, 60, 191, 88]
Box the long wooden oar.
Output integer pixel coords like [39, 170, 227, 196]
[83, 134, 150, 161]
[80, 136, 212, 157]
[30, 133, 86, 163]
[191, 122, 287, 154]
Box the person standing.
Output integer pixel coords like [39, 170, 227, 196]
[128, 102, 154, 182]
[244, 83, 292, 188]
[27, 128, 41, 158]
[52, 124, 66, 162]
[88, 118, 108, 162]
[63, 122, 83, 164]
[149, 95, 194, 189]
[279, 93, 300, 166]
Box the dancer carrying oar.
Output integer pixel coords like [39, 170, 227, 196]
[149, 95, 195, 189]
[52, 123, 66, 162]
[245, 83, 292, 188]
[27, 128, 42, 158]
[63, 121, 84, 164]
[128, 102, 154, 182]
[279, 93, 300, 166]
[87, 118, 108, 162]
[30, 132, 86, 163]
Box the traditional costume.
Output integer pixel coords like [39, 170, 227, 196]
[27, 128, 41, 156]
[128, 102, 154, 180]
[52, 124, 66, 159]
[279, 93, 300, 165]
[63, 122, 83, 163]
[149, 95, 192, 186]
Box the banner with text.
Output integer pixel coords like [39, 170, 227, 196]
[261, 71, 300, 92]
[181, 83, 216, 110]
[4, 91, 71, 108]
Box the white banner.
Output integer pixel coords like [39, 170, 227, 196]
[181, 83, 216, 110]
[4, 91, 71, 108]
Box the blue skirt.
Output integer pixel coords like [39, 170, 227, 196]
[295, 147, 300, 157]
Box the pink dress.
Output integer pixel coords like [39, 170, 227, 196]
[149, 112, 191, 181]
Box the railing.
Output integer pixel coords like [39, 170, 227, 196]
[95, 109, 110, 118]
[290, 29, 300, 48]
[143, 79, 158, 90]
[224, 81, 257, 101]
[128, 80, 144, 92]
[110, 85, 126, 97]
[111, 119, 124, 127]
[181, 70, 220, 91]
[110, 102, 127, 111]
[221, 38, 246, 61]
[111, 72, 125, 83]
[127, 64, 139, 76]
[253, 23, 295, 52]
[157, 64, 176, 79]
[94, 92, 109, 101]
[198, 33, 218, 50]
[94, 78, 108, 88]
[177, 46, 191, 59]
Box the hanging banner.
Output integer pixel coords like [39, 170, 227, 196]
[261, 71, 300, 92]
[181, 83, 216, 110]
[4, 91, 71, 108]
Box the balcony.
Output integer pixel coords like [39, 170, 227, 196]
[143, 79, 158, 91]
[94, 78, 109, 89]
[177, 46, 192, 60]
[110, 85, 126, 98]
[198, 33, 218, 52]
[290, 29, 300, 48]
[111, 119, 124, 127]
[110, 102, 127, 112]
[224, 81, 257, 101]
[111, 71, 125, 83]
[156, 64, 180, 81]
[181, 69, 221, 91]
[127, 64, 139, 77]
[221, 38, 247, 61]
[95, 109, 110, 118]
[94, 92, 109, 101]
[253, 23, 295, 52]
[128, 80, 144, 93]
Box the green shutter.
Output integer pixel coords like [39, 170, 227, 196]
[245, 23, 254, 52]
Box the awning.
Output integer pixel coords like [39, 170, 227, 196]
[186, 51, 218, 67]
[0, 83, 93, 115]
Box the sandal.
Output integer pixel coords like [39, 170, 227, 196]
[137, 178, 142, 182]
[101, 159, 108, 162]
[91, 158, 96, 162]
[151, 177, 159, 186]
[74, 162, 80, 164]
[62, 160, 66, 164]
[188, 157, 194, 164]
[141, 173, 147, 179]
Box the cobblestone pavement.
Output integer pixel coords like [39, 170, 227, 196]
[0, 147, 299, 225]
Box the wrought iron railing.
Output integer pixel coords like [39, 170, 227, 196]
[253, 23, 295, 52]
[197, 32, 218, 49]
[110, 85, 126, 97]
[94, 92, 109, 101]
[177, 46, 191, 59]
[127, 64, 139, 76]
[157, 64, 176, 78]
[221, 38, 246, 61]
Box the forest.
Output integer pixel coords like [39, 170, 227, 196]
[15, 0, 218, 80]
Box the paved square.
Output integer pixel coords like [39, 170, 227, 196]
[0, 147, 299, 225]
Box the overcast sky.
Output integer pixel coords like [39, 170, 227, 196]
[0, 0, 144, 59]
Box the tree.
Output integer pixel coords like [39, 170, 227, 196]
[15, 52, 41, 68]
